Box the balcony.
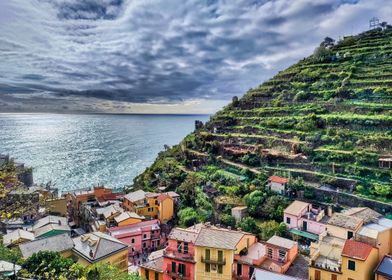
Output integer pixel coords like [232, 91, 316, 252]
[165, 266, 191, 280]
[232, 273, 250, 280]
[201, 256, 226, 265]
[163, 248, 195, 262]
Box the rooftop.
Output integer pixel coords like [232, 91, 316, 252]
[342, 207, 382, 224]
[269, 176, 289, 184]
[237, 242, 265, 264]
[168, 228, 199, 243]
[284, 200, 310, 216]
[3, 229, 35, 247]
[114, 211, 145, 224]
[253, 268, 303, 280]
[341, 239, 374, 261]
[140, 256, 164, 273]
[327, 213, 362, 230]
[108, 219, 160, 236]
[124, 190, 147, 203]
[34, 223, 71, 238]
[375, 255, 392, 278]
[32, 215, 67, 231]
[72, 232, 128, 262]
[194, 227, 245, 250]
[19, 233, 74, 258]
[267, 235, 297, 250]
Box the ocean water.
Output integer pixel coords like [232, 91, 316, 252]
[0, 114, 209, 192]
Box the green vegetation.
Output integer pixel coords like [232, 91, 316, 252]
[133, 28, 392, 229]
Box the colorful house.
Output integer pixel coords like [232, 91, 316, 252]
[251, 268, 302, 280]
[326, 213, 363, 240]
[268, 176, 289, 194]
[122, 190, 178, 223]
[108, 219, 162, 259]
[163, 227, 199, 280]
[284, 200, 327, 241]
[233, 236, 298, 280]
[341, 239, 378, 280]
[72, 232, 128, 271]
[375, 255, 392, 280]
[32, 215, 71, 238]
[140, 249, 164, 280]
[194, 226, 257, 280]
[114, 211, 145, 226]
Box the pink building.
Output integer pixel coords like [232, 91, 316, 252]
[283, 200, 327, 240]
[233, 235, 298, 279]
[162, 227, 199, 280]
[108, 219, 163, 260]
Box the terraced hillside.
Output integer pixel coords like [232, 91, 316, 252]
[133, 28, 392, 228]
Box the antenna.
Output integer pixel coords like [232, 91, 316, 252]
[369, 17, 380, 29]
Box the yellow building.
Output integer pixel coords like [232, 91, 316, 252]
[194, 226, 257, 280]
[123, 190, 178, 223]
[139, 250, 164, 280]
[72, 232, 128, 271]
[326, 213, 363, 240]
[341, 239, 378, 280]
[114, 211, 145, 226]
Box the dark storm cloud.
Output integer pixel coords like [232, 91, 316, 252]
[0, 0, 391, 112]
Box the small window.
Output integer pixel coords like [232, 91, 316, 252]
[286, 217, 291, 224]
[177, 241, 182, 253]
[157, 240, 160, 247]
[348, 260, 356, 271]
[267, 248, 273, 258]
[218, 250, 223, 262]
[154, 272, 159, 280]
[145, 269, 150, 280]
[178, 263, 186, 275]
[331, 274, 337, 280]
[347, 231, 353, 239]
[315, 270, 321, 280]
[143, 242, 146, 248]
[205, 263, 210, 272]
[144, 234, 147, 239]
[279, 250, 286, 259]
[184, 242, 188, 254]
[218, 264, 223, 274]
[249, 266, 254, 278]
[205, 249, 210, 260]
[171, 261, 176, 273]
[237, 263, 242, 276]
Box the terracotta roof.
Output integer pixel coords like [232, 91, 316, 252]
[284, 200, 310, 216]
[341, 239, 373, 261]
[194, 227, 245, 250]
[327, 213, 363, 230]
[157, 193, 171, 202]
[269, 176, 289, 184]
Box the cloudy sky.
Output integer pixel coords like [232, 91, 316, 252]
[0, 0, 391, 114]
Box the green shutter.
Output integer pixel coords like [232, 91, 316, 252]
[172, 261, 176, 273]
[205, 249, 210, 260]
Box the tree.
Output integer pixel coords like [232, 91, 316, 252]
[373, 183, 391, 197]
[178, 207, 199, 227]
[321, 37, 335, 48]
[219, 213, 236, 228]
[19, 251, 84, 279]
[261, 196, 289, 221]
[86, 263, 142, 280]
[313, 46, 332, 62]
[244, 190, 266, 216]
[258, 220, 287, 241]
[236, 217, 259, 234]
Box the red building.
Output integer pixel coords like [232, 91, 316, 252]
[162, 227, 199, 280]
[108, 219, 163, 262]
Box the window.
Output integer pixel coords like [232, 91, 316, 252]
[144, 234, 147, 239]
[131, 238, 135, 243]
[237, 263, 242, 276]
[286, 217, 291, 224]
[267, 248, 273, 258]
[171, 261, 176, 273]
[178, 263, 186, 276]
[143, 242, 146, 248]
[205, 263, 210, 273]
[157, 240, 160, 247]
[314, 270, 321, 280]
[217, 250, 223, 262]
[184, 242, 188, 254]
[278, 250, 286, 260]
[145, 269, 150, 280]
[347, 231, 353, 239]
[331, 274, 337, 280]
[205, 249, 210, 260]
[218, 264, 223, 274]
[348, 260, 356, 271]
[154, 272, 159, 280]
[177, 241, 182, 253]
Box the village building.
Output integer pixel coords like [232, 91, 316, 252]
[375, 255, 392, 280]
[163, 227, 199, 280]
[95, 203, 124, 227]
[114, 211, 145, 227]
[140, 249, 164, 280]
[122, 190, 178, 223]
[45, 197, 68, 216]
[326, 213, 363, 240]
[108, 219, 163, 261]
[194, 225, 257, 280]
[2, 229, 35, 248]
[32, 215, 70, 238]
[284, 200, 328, 241]
[268, 176, 289, 194]
[0, 260, 21, 278]
[251, 268, 303, 280]
[340, 239, 378, 280]
[72, 232, 128, 271]
[19, 233, 74, 259]
[233, 236, 298, 280]
[231, 206, 248, 221]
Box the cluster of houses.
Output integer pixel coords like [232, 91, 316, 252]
[1, 177, 392, 280]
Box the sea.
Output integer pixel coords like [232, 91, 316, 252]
[0, 113, 209, 192]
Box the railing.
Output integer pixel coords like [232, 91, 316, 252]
[164, 269, 191, 279]
[201, 256, 226, 265]
[163, 248, 195, 261]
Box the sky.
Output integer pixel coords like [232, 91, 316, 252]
[0, 0, 391, 114]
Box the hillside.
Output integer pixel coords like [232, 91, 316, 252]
[132, 27, 392, 227]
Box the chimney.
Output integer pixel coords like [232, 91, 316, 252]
[58, 220, 62, 226]
[327, 205, 333, 217]
[89, 249, 94, 258]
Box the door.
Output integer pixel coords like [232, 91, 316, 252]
[315, 270, 321, 280]
[303, 221, 308, 231]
